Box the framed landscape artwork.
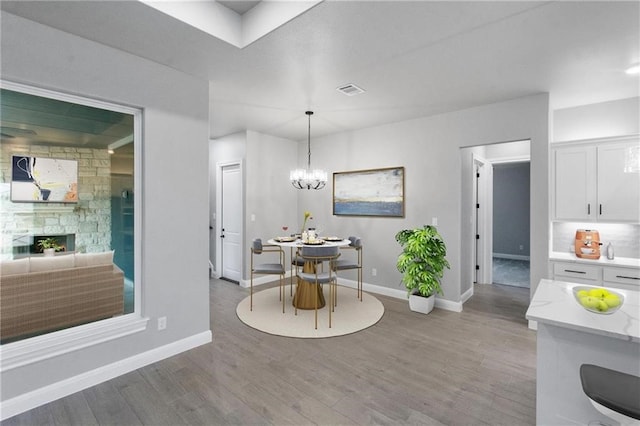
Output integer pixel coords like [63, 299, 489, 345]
[333, 167, 405, 217]
[11, 155, 78, 203]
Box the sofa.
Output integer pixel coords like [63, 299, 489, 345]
[0, 251, 124, 342]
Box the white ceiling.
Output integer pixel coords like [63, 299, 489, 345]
[1, 1, 638, 141]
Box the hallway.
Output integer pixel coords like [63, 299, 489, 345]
[492, 257, 530, 288]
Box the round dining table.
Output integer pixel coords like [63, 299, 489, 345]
[267, 237, 350, 309]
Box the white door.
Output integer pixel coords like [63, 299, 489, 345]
[221, 164, 242, 282]
[473, 154, 493, 285]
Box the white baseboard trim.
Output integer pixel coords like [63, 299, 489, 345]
[461, 286, 474, 304]
[0, 331, 212, 421]
[338, 278, 463, 313]
[493, 253, 530, 261]
[240, 275, 464, 312]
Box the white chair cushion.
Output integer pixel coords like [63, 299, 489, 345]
[75, 250, 114, 267]
[0, 258, 30, 276]
[30, 254, 75, 272]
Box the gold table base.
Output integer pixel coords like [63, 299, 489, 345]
[292, 262, 326, 310]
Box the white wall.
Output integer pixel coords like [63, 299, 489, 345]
[244, 131, 298, 278]
[209, 132, 247, 271]
[554, 97, 639, 142]
[209, 130, 298, 281]
[1, 11, 210, 409]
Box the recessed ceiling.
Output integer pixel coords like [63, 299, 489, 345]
[1, 1, 638, 142]
[217, 0, 260, 15]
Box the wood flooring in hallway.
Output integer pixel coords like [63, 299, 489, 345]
[2, 281, 536, 426]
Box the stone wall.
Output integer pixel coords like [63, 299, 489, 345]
[0, 144, 111, 259]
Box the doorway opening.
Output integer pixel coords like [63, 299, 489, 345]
[492, 161, 530, 288]
[462, 140, 531, 297]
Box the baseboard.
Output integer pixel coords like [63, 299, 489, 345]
[338, 278, 463, 313]
[241, 275, 463, 312]
[0, 331, 212, 421]
[493, 253, 530, 261]
[461, 286, 474, 304]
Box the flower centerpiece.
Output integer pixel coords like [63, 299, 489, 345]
[301, 211, 312, 235]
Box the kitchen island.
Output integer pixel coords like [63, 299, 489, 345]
[526, 279, 640, 425]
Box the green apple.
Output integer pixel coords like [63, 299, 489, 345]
[580, 296, 600, 310]
[604, 294, 621, 308]
[588, 288, 607, 298]
[596, 300, 609, 312]
[577, 290, 589, 298]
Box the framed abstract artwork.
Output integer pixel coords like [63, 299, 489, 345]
[11, 155, 78, 203]
[333, 166, 404, 217]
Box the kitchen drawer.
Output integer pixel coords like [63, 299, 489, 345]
[553, 262, 601, 281]
[603, 267, 640, 288]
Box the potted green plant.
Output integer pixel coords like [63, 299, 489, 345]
[37, 237, 63, 256]
[395, 225, 450, 314]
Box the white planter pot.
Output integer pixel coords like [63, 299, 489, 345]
[43, 248, 55, 257]
[408, 293, 435, 314]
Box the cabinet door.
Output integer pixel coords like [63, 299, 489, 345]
[553, 146, 596, 220]
[597, 141, 640, 222]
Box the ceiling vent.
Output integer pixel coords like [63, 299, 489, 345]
[337, 83, 365, 96]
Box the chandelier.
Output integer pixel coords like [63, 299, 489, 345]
[290, 111, 327, 190]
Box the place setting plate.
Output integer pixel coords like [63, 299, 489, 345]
[303, 240, 325, 245]
[323, 236, 343, 242]
[274, 236, 297, 242]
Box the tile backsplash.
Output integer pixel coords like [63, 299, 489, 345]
[552, 222, 640, 259]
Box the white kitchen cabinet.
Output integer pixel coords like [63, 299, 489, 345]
[552, 136, 640, 222]
[551, 260, 640, 291]
[597, 142, 640, 221]
[603, 266, 640, 291]
[553, 145, 596, 220]
[553, 261, 600, 284]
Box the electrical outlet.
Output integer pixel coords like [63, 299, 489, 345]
[431, 217, 438, 226]
[157, 316, 167, 330]
[372, 268, 377, 276]
[519, 245, 524, 250]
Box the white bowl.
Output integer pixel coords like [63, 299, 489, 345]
[573, 286, 624, 315]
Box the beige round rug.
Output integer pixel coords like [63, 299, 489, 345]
[236, 285, 384, 338]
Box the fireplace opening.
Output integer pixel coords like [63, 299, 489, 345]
[12, 234, 76, 258]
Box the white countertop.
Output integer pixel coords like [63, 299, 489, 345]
[526, 279, 640, 342]
[550, 252, 640, 268]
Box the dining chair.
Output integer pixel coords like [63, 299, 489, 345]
[290, 248, 305, 295]
[296, 245, 340, 329]
[250, 239, 286, 313]
[332, 236, 363, 301]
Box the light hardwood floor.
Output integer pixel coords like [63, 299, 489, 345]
[3, 280, 536, 425]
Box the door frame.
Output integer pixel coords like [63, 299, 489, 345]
[215, 159, 244, 281]
[473, 154, 493, 285]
